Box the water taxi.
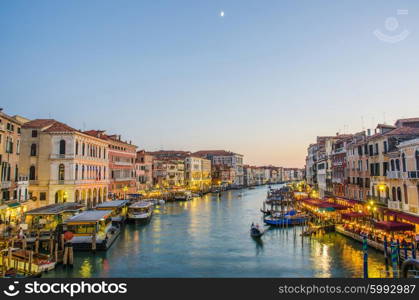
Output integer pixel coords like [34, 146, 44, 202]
[127, 201, 153, 223]
[173, 190, 192, 201]
[63, 210, 120, 251]
[95, 200, 129, 224]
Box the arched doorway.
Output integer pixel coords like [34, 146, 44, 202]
[54, 190, 68, 203]
[87, 189, 92, 209]
[81, 190, 86, 205]
[93, 188, 97, 207]
[75, 190, 80, 203]
[103, 187, 107, 202]
[98, 188, 102, 204]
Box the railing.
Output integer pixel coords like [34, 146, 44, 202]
[1, 181, 12, 189]
[388, 200, 402, 210]
[387, 171, 402, 179]
[50, 154, 74, 159]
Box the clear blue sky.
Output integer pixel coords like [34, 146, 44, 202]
[1, 0, 419, 167]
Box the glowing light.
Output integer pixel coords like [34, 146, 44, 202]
[220, 11, 225, 17]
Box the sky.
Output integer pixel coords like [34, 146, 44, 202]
[1, 0, 419, 168]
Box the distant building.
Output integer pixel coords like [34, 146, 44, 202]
[184, 156, 211, 192]
[135, 150, 154, 190]
[192, 150, 244, 187]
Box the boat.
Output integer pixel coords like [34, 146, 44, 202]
[63, 210, 120, 251]
[158, 199, 166, 205]
[264, 210, 307, 226]
[127, 201, 153, 223]
[174, 190, 192, 201]
[95, 200, 129, 224]
[0, 248, 56, 273]
[250, 224, 264, 238]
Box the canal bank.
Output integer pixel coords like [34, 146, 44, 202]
[44, 185, 389, 278]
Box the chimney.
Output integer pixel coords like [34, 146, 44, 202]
[367, 129, 371, 136]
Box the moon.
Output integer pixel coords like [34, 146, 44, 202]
[220, 11, 225, 17]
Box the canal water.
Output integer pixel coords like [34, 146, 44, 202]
[45, 184, 390, 278]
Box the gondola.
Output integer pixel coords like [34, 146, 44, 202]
[250, 224, 264, 238]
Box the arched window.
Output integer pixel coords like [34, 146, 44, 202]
[402, 153, 406, 172]
[82, 143, 85, 156]
[58, 164, 65, 181]
[30, 144, 37, 156]
[75, 164, 78, 180]
[29, 166, 36, 180]
[392, 187, 396, 201]
[59, 140, 66, 155]
[416, 150, 419, 171]
[397, 187, 402, 202]
[82, 165, 85, 179]
[395, 159, 400, 171]
[390, 159, 395, 171]
[75, 141, 79, 155]
[403, 184, 408, 204]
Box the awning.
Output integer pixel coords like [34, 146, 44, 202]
[383, 209, 419, 225]
[374, 221, 415, 232]
[341, 212, 368, 219]
[7, 202, 20, 208]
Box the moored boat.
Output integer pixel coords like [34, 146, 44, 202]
[63, 210, 120, 251]
[127, 201, 153, 223]
[95, 200, 129, 224]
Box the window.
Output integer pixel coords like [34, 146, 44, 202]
[59, 140, 66, 155]
[390, 159, 395, 171]
[29, 166, 36, 180]
[374, 143, 379, 155]
[75, 164, 78, 180]
[402, 153, 406, 172]
[58, 164, 65, 181]
[397, 187, 402, 202]
[76, 141, 79, 155]
[369, 145, 374, 156]
[383, 141, 388, 154]
[32, 130, 38, 137]
[40, 192, 46, 201]
[30, 144, 37, 156]
[395, 159, 400, 171]
[416, 150, 419, 170]
[383, 162, 389, 176]
[403, 184, 408, 204]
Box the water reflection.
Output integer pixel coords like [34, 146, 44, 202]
[44, 185, 389, 278]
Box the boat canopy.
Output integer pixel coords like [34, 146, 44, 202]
[96, 200, 129, 209]
[341, 212, 368, 219]
[129, 202, 153, 209]
[65, 210, 113, 223]
[26, 203, 84, 216]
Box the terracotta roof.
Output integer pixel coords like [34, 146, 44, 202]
[84, 130, 136, 147]
[384, 126, 419, 136]
[22, 119, 56, 129]
[22, 119, 77, 133]
[395, 118, 419, 127]
[192, 150, 241, 157]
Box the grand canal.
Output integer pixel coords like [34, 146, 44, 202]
[45, 185, 390, 278]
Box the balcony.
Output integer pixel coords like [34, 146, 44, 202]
[387, 171, 402, 179]
[50, 154, 75, 160]
[388, 200, 402, 210]
[1, 181, 12, 189]
[113, 161, 132, 166]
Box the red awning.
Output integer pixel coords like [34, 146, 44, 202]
[383, 209, 419, 225]
[341, 212, 368, 219]
[374, 221, 415, 232]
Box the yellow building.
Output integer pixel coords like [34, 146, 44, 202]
[184, 156, 211, 192]
[20, 119, 110, 209]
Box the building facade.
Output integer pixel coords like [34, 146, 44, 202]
[184, 156, 212, 192]
[84, 131, 137, 199]
[135, 150, 154, 191]
[20, 120, 110, 208]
